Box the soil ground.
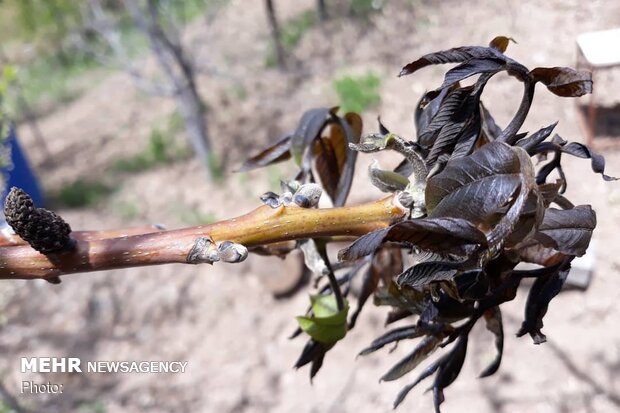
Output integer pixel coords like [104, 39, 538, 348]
[3, 0, 620, 412]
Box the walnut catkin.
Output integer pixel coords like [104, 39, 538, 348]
[4, 187, 74, 254]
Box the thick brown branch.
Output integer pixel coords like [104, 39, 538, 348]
[0, 197, 405, 280]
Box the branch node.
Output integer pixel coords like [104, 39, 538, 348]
[186, 236, 220, 264]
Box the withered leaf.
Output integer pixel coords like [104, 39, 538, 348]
[359, 324, 427, 356]
[380, 335, 444, 382]
[393, 358, 442, 408]
[294, 338, 334, 381]
[533, 205, 596, 256]
[489, 36, 516, 53]
[479, 306, 503, 378]
[426, 141, 523, 223]
[515, 121, 559, 153]
[291, 107, 333, 166]
[517, 259, 571, 344]
[349, 247, 402, 329]
[399, 46, 508, 77]
[553, 136, 618, 182]
[530, 67, 593, 97]
[432, 335, 469, 412]
[237, 134, 292, 172]
[338, 217, 488, 261]
[396, 261, 462, 288]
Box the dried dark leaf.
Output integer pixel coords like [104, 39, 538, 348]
[399, 46, 507, 77]
[533, 206, 596, 256]
[377, 116, 390, 135]
[489, 36, 516, 53]
[349, 248, 402, 329]
[291, 107, 333, 166]
[237, 134, 292, 172]
[530, 67, 593, 97]
[416, 86, 454, 141]
[517, 259, 571, 344]
[418, 87, 473, 149]
[359, 324, 426, 356]
[380, 335, 444, 382]
[426, 141, 523, 223]
[515, 122, 558, 153]
[294, 339, 334, 380]
[396, 261, 462, 288]
[479, 306, 503, 378]
[453, 269, 488, 300]
[393, 359, 442, 408]
[338, 217, 488, 261]
[556, 139, 618, 182]
[432, 335, 469, 412]
[431, 58, 507, 96]
[479, 101, 502, 141]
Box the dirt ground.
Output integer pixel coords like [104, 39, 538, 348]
[3, 0, 620, 412]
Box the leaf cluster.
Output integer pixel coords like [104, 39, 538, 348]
[240, 36, 616, 411]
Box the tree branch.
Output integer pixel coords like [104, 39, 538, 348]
[0, 197, 405, 280]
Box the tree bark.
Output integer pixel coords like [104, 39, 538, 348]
[123, 0, 214, 175]
[317, 0, 328, 21]
[264, 0, 286, 69]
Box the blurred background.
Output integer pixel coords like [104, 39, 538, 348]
[0, 0, 619, 412]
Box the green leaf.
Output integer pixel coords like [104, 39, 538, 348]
[296, 294, 349, 344]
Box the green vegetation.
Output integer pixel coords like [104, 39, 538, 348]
[333, 72, 381, 113]
[54, 178, 115, 208]
[350, 0, 384, 18]
[113, 111, 189, 173]
[111, 198, 141, 221]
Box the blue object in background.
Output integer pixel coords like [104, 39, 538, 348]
[1, 128, 45, 208]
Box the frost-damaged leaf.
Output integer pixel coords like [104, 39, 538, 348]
[426, 141, 523, 223]
[429, 59, 506, 97]
[431, 335, 469, 413]
[334, 113, 362, 206]
[373, 282, 427, 315]
[516, 242, 565, 267]
[380, 335, 444, 382]
[359, 324, 428, 356]
[350, 247, 402, 329]
[296, 293, 349, 344]
[418, 87, 473, 149]
[415, 86, 453, 138]
[530, 67, 592, 97]
[393, 359, 442, 408]
[291, 107, 333, 166]
[399, 45, 507, 77]
[538, 181, 563, 207]
[487, 146, 541, 249]
[237, 134, 292, 172]
[294, 339, 334, 381]
[515, 121, 558, 153]
[533, 206, 596, 256]
[517, 259, 571, 344]
[479, 306, 503, 378]
[480, 101, 502, 141]
[552, 136, 618, 181]
[453, 269, 488, 300]
[396, 260, 463, 289]
[338, 217, 488, 261]
[489, 36, 516, 53]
